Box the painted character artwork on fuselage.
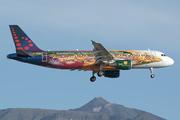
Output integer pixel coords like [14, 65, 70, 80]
[28, 50, 163, 70]
[7, 25, 174, 82]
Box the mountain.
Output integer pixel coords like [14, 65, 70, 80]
[0, 97, 166, 120]
[73, 97, 144, 119]
[72, 97, 165, 120]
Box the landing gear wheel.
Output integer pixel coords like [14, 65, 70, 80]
[151, 74, 155, 78]
[97, 71, 104, 77]
[90, 76, 96, 82]
[149, 68, 155, 78]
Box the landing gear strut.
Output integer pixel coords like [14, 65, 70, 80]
[150, 67, 155, 78]
[90, 70, 104, 82]
[90, 63, 105, 82]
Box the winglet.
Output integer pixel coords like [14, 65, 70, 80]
[91, 40, 96, 45]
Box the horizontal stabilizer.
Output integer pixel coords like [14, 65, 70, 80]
[16, 50, 31, 57]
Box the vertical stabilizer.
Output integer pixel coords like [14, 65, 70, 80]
[9, 25, 43, 52]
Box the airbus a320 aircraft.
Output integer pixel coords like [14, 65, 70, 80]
[7, 25, 174, 82]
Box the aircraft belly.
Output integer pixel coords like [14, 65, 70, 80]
[81, 65, 117, 71]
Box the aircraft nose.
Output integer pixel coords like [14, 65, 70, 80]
[170, 58, 174, 65]
[167, 57, 174, 66]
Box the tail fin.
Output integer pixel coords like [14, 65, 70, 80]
[9, 25, 43, 53]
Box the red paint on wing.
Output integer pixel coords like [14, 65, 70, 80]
[14, 37, 18, 39]
[22, 37, 24, 39]
[25, 38, 28, 40]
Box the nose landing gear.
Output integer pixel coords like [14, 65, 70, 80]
[151, 74, 155, 78]
[150, 67, 155, 78]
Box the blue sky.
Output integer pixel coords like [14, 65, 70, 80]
[1, 0, 180, 119]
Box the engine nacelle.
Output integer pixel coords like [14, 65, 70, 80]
[104, 70, 120, 78]
[108, 60, 131, 70]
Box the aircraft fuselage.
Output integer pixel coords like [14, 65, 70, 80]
[7, 50, 174, 71]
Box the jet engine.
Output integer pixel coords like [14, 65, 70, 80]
[104, 70, 120, 78]
[108, 60, 132, 70]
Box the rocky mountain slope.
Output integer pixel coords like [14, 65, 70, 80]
[0, 97, 165, 120]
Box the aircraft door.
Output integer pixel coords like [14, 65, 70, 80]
[42, 53, 47, 62]
[150, 51, 156, 61]
[148, 49, 156, 62]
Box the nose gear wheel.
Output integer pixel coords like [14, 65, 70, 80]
[150, 67, 155, 78]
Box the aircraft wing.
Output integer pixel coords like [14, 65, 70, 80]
[91, 40, 115, 65]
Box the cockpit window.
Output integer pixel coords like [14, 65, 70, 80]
[161, 54, 166, 56]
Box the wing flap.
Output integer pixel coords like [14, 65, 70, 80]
[91, 40, 114, 65]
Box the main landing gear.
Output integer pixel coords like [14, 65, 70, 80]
[90, 71, 104, 82]
[90, 63, 105, 82]
[150, 67, 155, 78]
[97, 71, 104, 77]
[90, 76, 96, 82]
[90, 71, 97, 82]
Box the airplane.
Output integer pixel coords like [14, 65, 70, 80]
[7, 25, 174, 82]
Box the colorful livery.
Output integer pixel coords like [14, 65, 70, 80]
[7, 25, 174, 82]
